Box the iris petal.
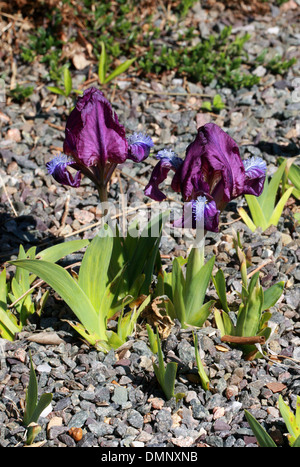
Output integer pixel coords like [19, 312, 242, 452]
[46, 155, 81, 187]
[243, 156, 267, 196]
[144, 150, 183, 201]
[127, 132, 154, 162]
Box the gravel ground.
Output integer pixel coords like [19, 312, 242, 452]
[0, 1, 299, 448]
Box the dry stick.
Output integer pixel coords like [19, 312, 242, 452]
[125, 87, 212, 98]
[221, 335, 266, 345]
[58, 193, 70, 234]
[63, 201, 158, 239]
[0, 174, 18, 217]
[246, 258, 273, 279]
[117, 171, 126, 235]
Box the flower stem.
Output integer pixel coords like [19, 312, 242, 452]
[97, 183, 108, 203]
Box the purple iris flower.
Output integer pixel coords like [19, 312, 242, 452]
[144, 123, 266, 232]
[47, 87, 153, 201]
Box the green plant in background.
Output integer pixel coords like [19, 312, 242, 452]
[47, 66, 83, 98]
[139, 26, 261, 90]
[17, 2, 297, 92]
[238, 159, 294, 232]
[20, 25, 64, 82]
[98, 41, 136, 85]
[9, 84, 34, 103]
[0, 239, 89, 341]
[193, 332, 210, 391]
[213, 232, 284, 358]
[153, 248, 215, 329]
[201, 94, 225, 112]
[23, 352, 53, 445]
[10, 214, 167, 352]
[245, 395, 300, 447]
[174, 0, 199, 17]
[147, 326, 185, 402]
[266, 55, 297, 75]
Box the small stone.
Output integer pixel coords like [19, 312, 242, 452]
[127, 409, 144, 429]
[226, 385, 239, 399]
[73, 208, 95, 224]
[213, 419, 231, 432]
[47, 416, 63, 435]
[213, 407, 225, 420]
[36, 363, 52, 374]
[266, 382, 287, 393]
[112, 386, 128, 405]
[148, 397, 165, 410]
[253, 66, 267, 77]
[68, 427, 83, 442]
[267, 407, 280, 418]
[6, 128, 21, 142]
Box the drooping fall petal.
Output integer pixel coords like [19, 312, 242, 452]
[127, 132, 154, 162]
[46, 154, 81, 187]
[144, 149, 183, 201]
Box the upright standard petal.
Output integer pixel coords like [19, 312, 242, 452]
[243, 156, 267, 197]
[144, 149, 183, 201]
[127, 132, 154, 162]
[178, 123, 245, 210]
[63, 87, 128, 167]
[46, 154, 81, 187]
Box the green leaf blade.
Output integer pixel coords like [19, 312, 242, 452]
[184, 256, 215, 323]
[244, 410, 277, 447]
[104, 57, 136, 84]
[78, 230, 113, 315]
[244, 195, 268, 230]
[63, 67, 72, 96]
[98, 41, 107, 84]
[262, 281, 284, 311]
[23, 354, 38, 427]
[10, 259, 106, 341]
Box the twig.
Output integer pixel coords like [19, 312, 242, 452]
[247, 258, 273, 279]
[126, 87, 211, 98]
[117, 171, 126, 235]
[45, 121, 65, 132]
[221, 334, 266, 345]
[0, 174, 18, 217]
[220, 216, 242, 226]
[63, 201, 158, 238]
[58, 193, 70, 233]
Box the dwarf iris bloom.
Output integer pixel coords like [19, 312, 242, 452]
[144, 123, 266, 232]
[46, 87, 153, 201]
